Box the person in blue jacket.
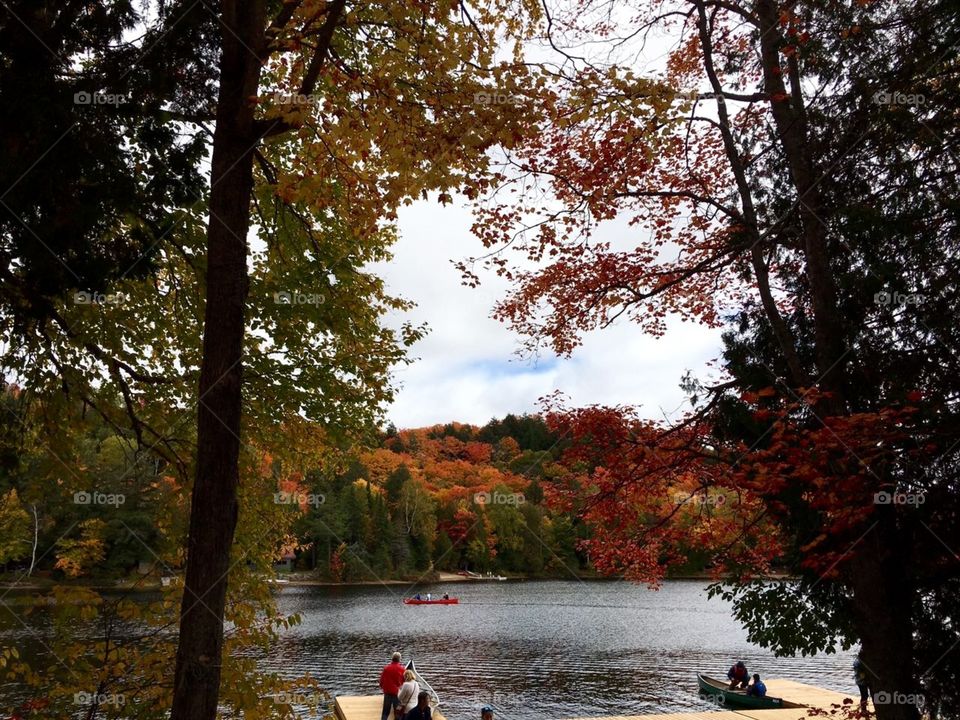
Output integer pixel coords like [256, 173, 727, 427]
[747, 674, 767, 697]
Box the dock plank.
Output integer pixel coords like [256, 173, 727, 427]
[763, 680, 859, 710]
[334, 695, 447, 720]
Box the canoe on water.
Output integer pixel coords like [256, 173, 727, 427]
[403, 597, 459, 605]
[406, 659, 441, 709]
[697, 673, 785, 709]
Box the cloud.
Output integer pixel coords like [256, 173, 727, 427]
[375, 198, 724, 428]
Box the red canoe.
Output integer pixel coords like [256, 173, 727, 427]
[403, 597, 459, 605]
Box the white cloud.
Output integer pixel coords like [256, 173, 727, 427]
[375, 197, 725, 428]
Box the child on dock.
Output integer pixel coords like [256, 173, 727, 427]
[404, 691, 432, 720]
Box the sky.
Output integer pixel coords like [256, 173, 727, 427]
[367, 9, 722, 430]
[375, 197, 725, 429]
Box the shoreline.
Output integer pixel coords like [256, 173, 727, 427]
[0, 571, 795, 593]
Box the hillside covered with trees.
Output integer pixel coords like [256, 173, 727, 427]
[0, 390, 730, 584]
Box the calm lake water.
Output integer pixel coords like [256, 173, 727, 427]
[257, 579, 857, 720]
[1, 579, 857, 719]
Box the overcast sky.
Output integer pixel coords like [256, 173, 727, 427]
[375, 197, 725, 430]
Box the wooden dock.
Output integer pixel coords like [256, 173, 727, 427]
[334, 695, 447, 720]
[334, 679, 860, 720]
[566, 679, 864, 720]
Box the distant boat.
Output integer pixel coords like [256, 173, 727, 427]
[403, 597, 459, 605]
[406, 659, 441, 708]
[697, 673, 785, 709]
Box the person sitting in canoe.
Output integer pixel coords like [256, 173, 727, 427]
[443, 593, 450, 600]
[414, 593, 422, 600]
[727, 661, 749, 689]
[746, 674, 767, 697]
[397, 669, 420, 720]
[404, 691, 432, 720]
[481, 704, 494, 720]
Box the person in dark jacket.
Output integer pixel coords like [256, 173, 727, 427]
[404, 692, 432, 720]
[854, 651, 872, 707]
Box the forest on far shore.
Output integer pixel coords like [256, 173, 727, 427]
[0, 388, 724, 584]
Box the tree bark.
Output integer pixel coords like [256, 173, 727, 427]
[847, 512, 920, 720]
[170, 2, 266, 719]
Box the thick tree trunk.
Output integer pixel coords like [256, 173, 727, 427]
[847, 512, 920, 720]
[170, 2, 266, 719]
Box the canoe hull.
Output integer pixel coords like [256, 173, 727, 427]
[406, 659, 441, 709]
[403, 598, 459, 605]
[697, 673, 784, 709]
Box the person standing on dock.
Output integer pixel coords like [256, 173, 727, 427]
[380, 651, 406, 720]
[853, 651, 872, 707]
[397, 669, 421, 720]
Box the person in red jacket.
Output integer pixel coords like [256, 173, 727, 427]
[380, 651, 406, 720]
[727, 661, 749, 689]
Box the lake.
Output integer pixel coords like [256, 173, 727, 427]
[255, 579, 857, 719]
[0, 579, 857, 719]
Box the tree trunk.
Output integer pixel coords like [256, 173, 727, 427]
[750, 4, 918, 716]
[754, 0, 847, 398]
[847, 511, 920, 720]
[27, 503, 37, 577]
[170, 2, 266, 719]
